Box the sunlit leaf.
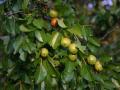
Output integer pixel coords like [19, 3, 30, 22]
[67, 24, 82, 37]
[57, 18, 67, 28]
[35, 30, 43, 42]
[49, 32, 62, 49]
[19, 25, 33, 32]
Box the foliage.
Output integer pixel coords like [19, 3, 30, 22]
[0, 0, 120, 90]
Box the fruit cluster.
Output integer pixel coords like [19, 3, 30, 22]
[87, 55, 103, 72]
[61, 37, 78, 61]
[40, 37, 78, 61]
[40, 9, 102, 73]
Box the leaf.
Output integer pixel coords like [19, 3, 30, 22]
[7, 66, 15, 76]
[24, 74, 31, 84]
[76, 38, 86, 53]
[0, 36, 10, 46]
[57, 18, 67, 28]
[87, 43, 99, 54]
[67, 24, 82, 37]
[19, 25, 33, 32]
[40, 31, 51, 43]
[6, 18, 16, 35]
[80, 26, 92, 40]
[80, 64, 93, 81]
[49, 32, 61, 49]
[99, 54, 112, 63]
[35, 60, 47, 84]
[46, 57, 60, 77]
[61, 60, 75, 83]
[22, 0, 29, 10]
[33, 19, 45, 29]
[13, 36, 24, 54]
[19, 49, 27, 61]
[88, 37, 100, 47]
[35, 30, 43, 42]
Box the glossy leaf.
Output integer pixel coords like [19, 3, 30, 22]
[35, 60, 47, 84]
[33, 19, 45, 29]
[80, 63, 93, 81]
[67, 24, 82, 37]
[49, 32, 62, 49]
[19, 25, 33, 32]
[35, 30, 43, 42]
[57, 18, 67, 28]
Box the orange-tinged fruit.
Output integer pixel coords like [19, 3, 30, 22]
[51, 18, 58, 27]
[41, 48, 49, 58]
[49, 9, 58, 18]
[87, 55, 97, 65]
[68, 54, 77, 61]
[68, 43, 78, 54]
[95, 61, 103, 71]
[61, 37, 71, 48]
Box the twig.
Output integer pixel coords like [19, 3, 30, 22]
[100, 24, 120, 40]
[4, 11, 23, 16]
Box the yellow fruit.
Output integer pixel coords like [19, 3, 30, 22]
[50, 9, 58, 18]
[68, 54, 77, 61]
[61, 37, 71, 48]
[68, 43, 78, 54]
[51, 18, 58, 27]
[41, 48, 49, 58]
[95, 61, 103, 71]
[87, 55, 97, 65]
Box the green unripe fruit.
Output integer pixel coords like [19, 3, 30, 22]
[69, 43, 78, 54]
[87, 55, 97, 65]
[50, 9, 58, 18]
[41, 48, 49, 58]
[68, 54, 77, 61]
[61, 37, 71, 48]
[95, 61, 103, 71]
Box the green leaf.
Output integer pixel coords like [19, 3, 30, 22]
[67, 24, 82, 37]
[24, 74, 31, 84]
[99, 54, 112, 63]
[80, 64, 93, 81]
[19, 49, 27, 61]
[35, 60, 47, 84]
[103, 81, 115, 89]
[57, 18, 67, 28]
[19, 25, 33, 32]
[6, 18, 16, 35]
[33, 19, 45, 29]
[22, 0, 29, 10]
[21, 37, 36, 54]
[7, 66, 15, 76]
[35, 30, 43, 42]
[46, 57, 60, 77]
[49, 32, 61, 49]
[13, 36, 24, 54]
[61, 60, 75, 83]
[39, 31, 51, 43]
[87, 43, 99, 54]
[88, 37, 100, 47]
[80, 26, 92, 40]
[0, 36, 10, 49]
[76, 38, 86, 53]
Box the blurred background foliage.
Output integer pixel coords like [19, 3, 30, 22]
[0, 0, 120, 90]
